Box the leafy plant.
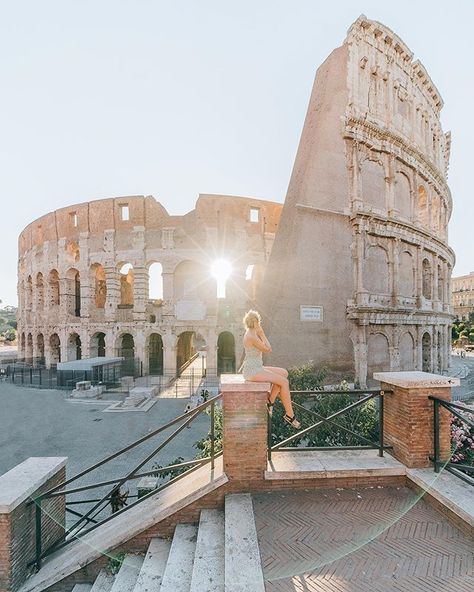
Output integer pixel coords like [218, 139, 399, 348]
[106, 551, 125, 575]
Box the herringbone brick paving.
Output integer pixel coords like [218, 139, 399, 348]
[253, 486, 473, 591]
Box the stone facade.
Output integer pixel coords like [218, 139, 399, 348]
[452, 271, 474, 320]
[16, 194, 282, 376]
[259, 15, 455, 386]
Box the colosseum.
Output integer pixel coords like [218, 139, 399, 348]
[16, 194, 282, 377]
[17, 15, 455, 387]
[259, 15, 455, 386]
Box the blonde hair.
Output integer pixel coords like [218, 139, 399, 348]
[243, 309, 261, 329]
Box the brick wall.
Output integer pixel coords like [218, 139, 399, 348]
[0, 461, 66, 592]
[381, 382, 451, 468]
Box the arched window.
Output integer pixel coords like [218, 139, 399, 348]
[361, 159, 386, 211]
[364, 246, 390, 294]
[148, 262, 163, 300]
[119, 263, 134, 307]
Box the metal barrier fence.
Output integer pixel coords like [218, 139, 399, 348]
[30, 394, 222, 569]
[430, 396, 474, 487]
[268, 389, 390, 459]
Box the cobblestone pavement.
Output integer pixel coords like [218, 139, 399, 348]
[253, 487, 474, 592]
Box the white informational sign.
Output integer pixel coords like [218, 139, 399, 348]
[300, 305, 323, 322]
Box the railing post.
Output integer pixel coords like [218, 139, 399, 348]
[210, 401, 215, 470]
[378, 390, 384, 457]
[267, 409, 272, 461]
[433, 398, 440, 473]
[35, 498, 42, 570]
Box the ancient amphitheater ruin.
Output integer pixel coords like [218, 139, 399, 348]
[259, 16, 455, 386]
[16, 194, 281, 377]
[17, 16, 455, 386]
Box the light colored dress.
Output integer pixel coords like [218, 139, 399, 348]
[241, 344, 264, 380]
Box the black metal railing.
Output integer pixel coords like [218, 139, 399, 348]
[268, 389, 388, 459]
[30, 394, 222, 570]
[429, 396, 474, 487]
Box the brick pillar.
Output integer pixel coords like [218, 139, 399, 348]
[220, 374, 270, 485]
[0, 457, 67, 592]
[374, 371, 459, 468]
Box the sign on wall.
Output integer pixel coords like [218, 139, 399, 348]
[300, 305, 323, 322]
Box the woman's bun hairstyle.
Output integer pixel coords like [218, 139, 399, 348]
[243, 309, 261, 329]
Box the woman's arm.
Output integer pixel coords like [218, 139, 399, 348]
[250, 335, 272, 353]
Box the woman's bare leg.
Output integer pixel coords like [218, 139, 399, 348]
[264, 367, 288, 404]
[246, 368, 295, 418]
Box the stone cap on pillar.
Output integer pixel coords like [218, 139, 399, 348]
[0, 457, 67, 513]
[373, 371, 460, 389]
[219, 374, 271, 393]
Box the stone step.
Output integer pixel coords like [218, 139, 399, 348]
[71, 585, 92, 592]
[224, 494, 265, 592]
[110, 555, 144, 592]
[133, 538, 171, 592]
[159, 524, 198, 592]
[90, 570, 114, 592]
[190, 509, 225, 592]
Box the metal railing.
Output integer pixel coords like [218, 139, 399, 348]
[268, 389, 389, 459]
[429, 396, 474, 486]
[30, 394, 222, 570]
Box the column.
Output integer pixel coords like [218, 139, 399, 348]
[161, 269, 175, 318]
[132, 265, 148, 320]
[104, 266, 120, 320]
[205, 331, 218, 378]
[373, 371, 458, 468]
[221, 375, 270, 484]
[162, 330, 177, 377]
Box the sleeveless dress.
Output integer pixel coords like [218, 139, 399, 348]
[241, 344, 264, 380]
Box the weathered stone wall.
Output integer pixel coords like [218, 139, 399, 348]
[17, 194, 282, 376]
[260, 15, 455, 386]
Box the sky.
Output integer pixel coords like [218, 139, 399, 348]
[0, 0, 473, 307]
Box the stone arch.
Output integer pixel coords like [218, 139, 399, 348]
[399, 251, 415, 297]
[35, 272, 44, 311]
[422, 332, 431, 372]
[367, 332, 390, 377]
[65, 268, 81, 317]
[176, 330, 196, 374]
[431, 193, 440, 233]
[418, 185, 429, 227]
[49, 333, 61, 364]
[394, 171, 411, 219]
[422, 258, 432, 299]
[90, 263, 107, 308]
[174, 260, 207, 300]
[147, 333, 164, 375]
[361, 158, 386, 211]
[65, 240, 80, 264]
[118, 262, 134, 307]
[36, 333, 45, 365]
[399, 332, 415, 371]
[148, 262, 163, 300]
[217, 331, 236, 374]
[67, 332, 82, 361]
[90, 332, 106, 358]
[116, 333, 135, 358]
[48, 269, 60, 306]
[364, 245, 390, 294]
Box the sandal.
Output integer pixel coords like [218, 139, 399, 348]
[267, 396, 274, 417]
[283, 414, 301, 429]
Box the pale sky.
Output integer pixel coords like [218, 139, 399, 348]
[1, 0, 472, 306]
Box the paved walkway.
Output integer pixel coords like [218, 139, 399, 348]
[253, 486, 473, 591]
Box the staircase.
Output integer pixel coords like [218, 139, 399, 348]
[66, 494, 264, 592]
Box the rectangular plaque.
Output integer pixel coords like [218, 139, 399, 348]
[300, 305, 323, 322]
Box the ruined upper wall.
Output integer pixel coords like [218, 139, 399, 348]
[18, 194, 282, 257]
[346, 15, 450, 179]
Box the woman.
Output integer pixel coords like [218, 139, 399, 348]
[241, 309, 300, 428]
